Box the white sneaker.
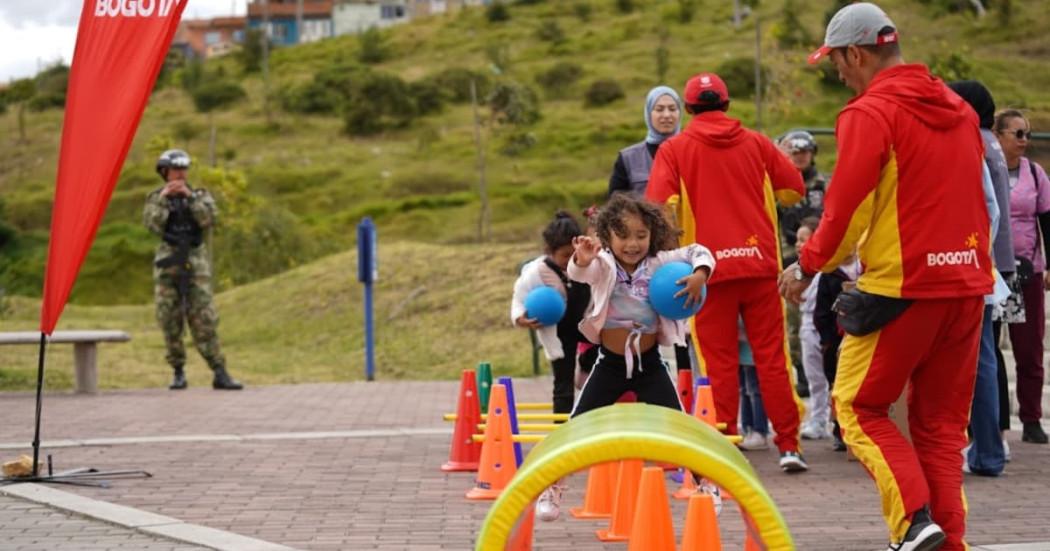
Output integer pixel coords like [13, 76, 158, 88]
[698, 478, 723, 516]
[800, 422, 829, 440]
[536, 483, 563, 522]
[1003, 438, 1011, 462]
[779, 451, 809, 473]
[739, 431, 769, 451]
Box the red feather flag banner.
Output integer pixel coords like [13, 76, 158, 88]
[40, 0, 187, 334]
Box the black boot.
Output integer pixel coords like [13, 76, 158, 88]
[212, 367, 243, 390]
[1022, 421, 1048, 444]
[169, 367, 187, 390]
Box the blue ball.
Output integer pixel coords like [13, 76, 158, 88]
[649, 261, 706, 320]
[524, 286, 566, 326]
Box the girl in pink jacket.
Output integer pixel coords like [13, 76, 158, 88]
[534, 194, 715, 522]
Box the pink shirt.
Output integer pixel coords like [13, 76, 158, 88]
[1009, 157, 1050, 272]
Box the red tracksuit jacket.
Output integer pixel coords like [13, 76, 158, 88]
[646, 111, 804, 284]
[799, 64, 993, 299]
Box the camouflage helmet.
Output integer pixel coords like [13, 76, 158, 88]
[156, 149, 192, 179]
[780, 130, 818, 155]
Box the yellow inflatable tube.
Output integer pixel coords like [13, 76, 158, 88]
[475, 403, 794, 550]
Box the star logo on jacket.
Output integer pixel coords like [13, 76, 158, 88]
[965, 232, 979, 249]
[745, 234, 759, 247]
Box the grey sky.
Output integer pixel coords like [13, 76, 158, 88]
[0, 0, 245, 82]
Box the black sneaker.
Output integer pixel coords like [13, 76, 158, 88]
[887, 508, 945, 551]
[1022, 421, 1048, 444]
[779, 451, 808, 473]
[832, 434, 847, 452]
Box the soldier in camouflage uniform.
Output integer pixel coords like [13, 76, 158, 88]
[144, 149, 243, 390]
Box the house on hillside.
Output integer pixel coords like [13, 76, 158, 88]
[247, 0, 334, 46]
[172, 17, 247, 59]
[405, 0, 486, 17]
[332, 1, 409, 35]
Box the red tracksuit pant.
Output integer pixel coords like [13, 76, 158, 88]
[833, 297, 982, 550]
[693, 277, 804, 453]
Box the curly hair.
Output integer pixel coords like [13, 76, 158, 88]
[594, 194, 680, 256]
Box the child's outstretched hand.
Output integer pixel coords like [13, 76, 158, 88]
[572, 235, 601, 267]
[675, 267, 710, 307]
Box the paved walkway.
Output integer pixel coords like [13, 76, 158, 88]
[0, 379, 1048, 550]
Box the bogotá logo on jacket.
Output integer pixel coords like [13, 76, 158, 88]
[716, 235, 764, 261]
[95, 0, 182, 18]
[926, 233, 981, 269]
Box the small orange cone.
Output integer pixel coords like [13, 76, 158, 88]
[672, 469, 697, 500]
[466, 384, 517, 500]
[570, 462, 618, 519]
[678, 369, 694, 414]
[681, 492, 722, 550]
[507, 503, 535, 551]
[627, 467, 676, 551]
[442, 370, 481, 472]
[596, 459, 643, 542]
[693, 377, 717, 428]
[743, 513, 764, 550]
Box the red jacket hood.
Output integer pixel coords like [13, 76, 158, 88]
[851, 64, 968, 130]
[679, 111, 749, 148]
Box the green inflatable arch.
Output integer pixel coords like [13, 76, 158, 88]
[475, 403, 794, 550]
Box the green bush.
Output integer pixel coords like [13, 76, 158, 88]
[433, 67, 490, 103]
[584, 78, 625, 107]
[500, 130, 538, 156]
[191, 80, 246, 113]
[928, 52, 974, 82]
[343, 72, 418, 135]
[28, 93, 66, 112]
[535, 19, 565, 43]
[714, 57, 771, 99]
[487, 1, 510, 22]
[615, 0, 634, 14]
[573, 2, 592, 21]
[773, 0, 813, 48]
[358, 27, 390, 64]
[535, 61, 583, 98]
[410, 80, 447, 116]
[488, 81, 542, 126]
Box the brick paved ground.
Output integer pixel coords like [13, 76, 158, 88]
[0, 379, 1048, 550]
[0, 493, 207, 551]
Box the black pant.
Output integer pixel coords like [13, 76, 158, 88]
[571, 346, 682, 418]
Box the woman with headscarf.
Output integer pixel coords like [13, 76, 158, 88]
[607, 86, 682, 197]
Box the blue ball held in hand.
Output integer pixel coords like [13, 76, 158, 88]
[649, 261, 706, 320]
[524, 286, 566, 326]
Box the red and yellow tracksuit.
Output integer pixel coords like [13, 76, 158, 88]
[647, 111, 806, 453]
[799, 64, 992, 550]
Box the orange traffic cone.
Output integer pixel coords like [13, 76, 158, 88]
[693, 377, 717, 427]
[507, 503, 535, 551]
[596, 459, 643, 542]
[678, 369, 694, 414]
[627, 467, 676, 551]
[442, 370, 482, 472]
[466, 384, 517, 500]
[570, 462, 618, 519]
[672, 470, 697, 500]
[743, 513, 764, 550]
[681, 492, 722, 550]
[744, 531, 764, 551]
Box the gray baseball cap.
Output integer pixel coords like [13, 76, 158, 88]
[808, 2, 899, 64]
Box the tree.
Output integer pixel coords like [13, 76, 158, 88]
[239, 28, 267, 73]
[6, 78, 36, 143]
[486, 1, 510, 22]
[190, 80, 246, 166]
[358, 27, 390, 64]
[655, 26, 671, 84]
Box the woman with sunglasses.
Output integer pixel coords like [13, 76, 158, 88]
[994, 109, 1050, 446]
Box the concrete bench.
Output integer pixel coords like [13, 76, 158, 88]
[0, 331, 131, 394]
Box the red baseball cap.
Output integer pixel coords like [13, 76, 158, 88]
[683, 73, 729, 106]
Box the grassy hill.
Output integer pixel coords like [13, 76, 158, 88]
[0, 0, 1048, 389]
[0, 240, 541, 390]
[2, 0, 1049, 306]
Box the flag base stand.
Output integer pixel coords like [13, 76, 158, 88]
[1, 334, 152, 489]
